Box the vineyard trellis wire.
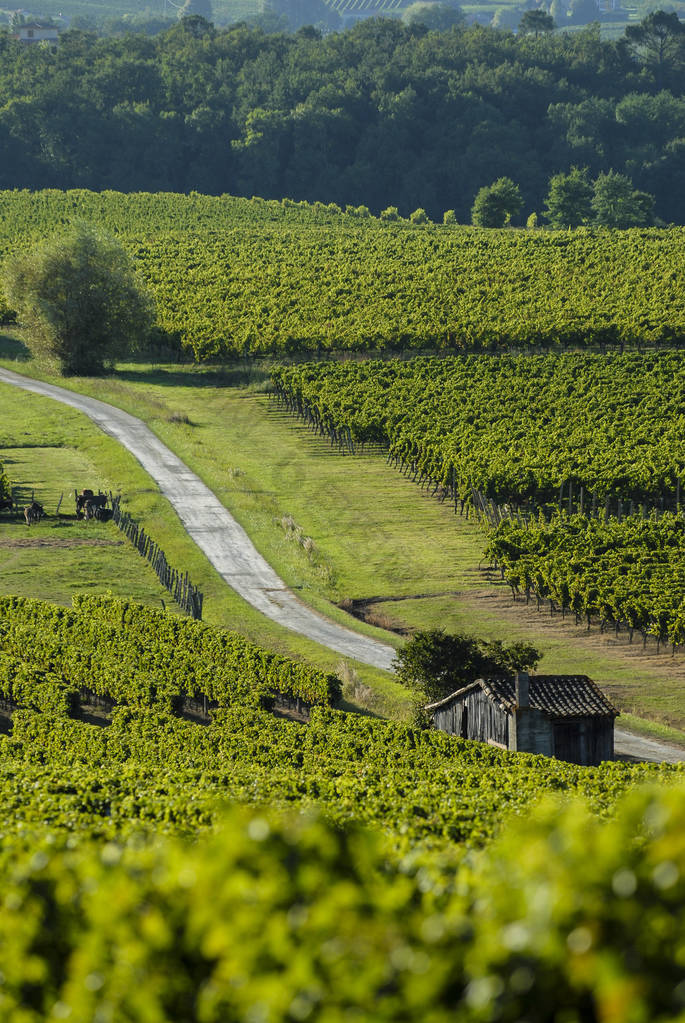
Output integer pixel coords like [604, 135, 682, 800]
[110, 496, 203, 620]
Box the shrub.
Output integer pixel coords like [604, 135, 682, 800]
[380, 206, 401, 221]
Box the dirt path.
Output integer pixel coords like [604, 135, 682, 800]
[0, 367, 396, 671]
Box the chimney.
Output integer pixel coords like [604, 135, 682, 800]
[515, 671, 530, 709]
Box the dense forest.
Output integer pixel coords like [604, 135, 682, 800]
[1, 15, 684, 222]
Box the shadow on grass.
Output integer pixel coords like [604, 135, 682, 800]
[0, 332, 30, 361]
[0, 330, 273, 390]
[114, 363, 272, 390]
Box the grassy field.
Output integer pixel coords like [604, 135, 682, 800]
[2, 331, 685, 741]
[0, 442, 188, 612]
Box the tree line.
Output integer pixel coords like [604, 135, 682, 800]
[0, 13, 684, 223]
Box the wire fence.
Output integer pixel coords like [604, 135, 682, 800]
[111, 495, 203, 620]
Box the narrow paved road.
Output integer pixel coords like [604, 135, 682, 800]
[0, 367, 396, 671]
[614, 728, 685, 764]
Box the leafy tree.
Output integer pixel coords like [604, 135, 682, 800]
[443, 209, 457, 224]
[471, 177, 523, 227]
[409, 207, 429, 223]
[544, 166, 593, 227]
[402, 2, 465, 30]
[518, 9, 556, 35]
[591, 170, 654, 227]
[0, 461, 10, 501]
[631, 188, 656, 223]
[380, 206, 401, 221]
[2, 223, 154, 375]
[479, 638, 541, 677]
[641, 137, 685, 224]
[393, 628, 540, 702]
[624, 11, 685, 88]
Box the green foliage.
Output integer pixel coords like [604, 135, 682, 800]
[471, 178, 523, 227]
[624, 10, 685, 88]
[0, 586, 683, 1021]
[0, 653, 79, 716]
[1, 786, 685, 1021]
[487, 513, 685, 649]
[518, 8, 556, 34]
[401, 1, 465, 29]
[1, 223, 154, 375]
[442, 208, 457, 224]
[0, 593, 675, 854]
[492, 7, 520, 29]
[0, 460, 10, 501]
[380, 205, 401, 221]
[544, 166, 593, 227]
[273, 352, 685, 650]
[0, 594, 342, 708]
[591, 170, 654, 228]
[409, 207, 429, 224]
[272, 352, 685, 506]
[393, 628, 540, 702]
[0, 192, 682, 356]
[0, 19, 682, 223]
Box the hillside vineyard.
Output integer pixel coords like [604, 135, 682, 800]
[1, 594, 675, 846]
[273, 353, 685, 649]
[2, 183, 685, 1015]
[0, 191, 683, 356]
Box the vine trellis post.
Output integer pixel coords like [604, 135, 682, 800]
[110, 495, 203, 619]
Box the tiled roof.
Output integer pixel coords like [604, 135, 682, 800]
[481, 675, 618, 718]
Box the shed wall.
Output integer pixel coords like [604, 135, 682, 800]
[514, 708, 554, 757]
[431, 688, 509, 747]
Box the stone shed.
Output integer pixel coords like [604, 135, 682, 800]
[425, 672, 618, 765]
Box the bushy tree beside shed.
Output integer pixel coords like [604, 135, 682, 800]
[393, 628, 540, 702]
